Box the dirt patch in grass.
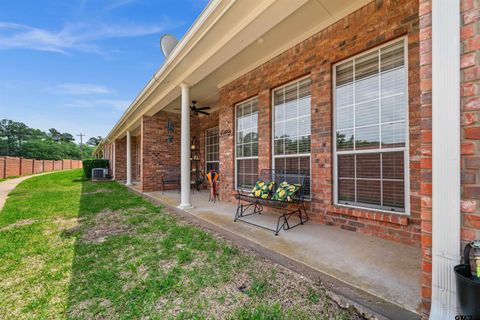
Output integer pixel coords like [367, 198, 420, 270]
[81, 210, 132, 243]
[126, 207, 148, 213]
[69, 298, 115, 319]
[53, 217, 81, 228]
[0, 219, 35, 232]
[46, 217, 83, 237]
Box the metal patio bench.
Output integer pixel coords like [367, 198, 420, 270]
[161, 172, 181, 193]
[234, 169, 308, 235]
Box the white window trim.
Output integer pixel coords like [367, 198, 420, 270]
[204, 126, 219, 172]
[332, 36, 410, 215]
[271, 76, 312, 198]
[234, 96, 259, 190]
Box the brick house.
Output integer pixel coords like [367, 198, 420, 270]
[95, 0, 478, 318]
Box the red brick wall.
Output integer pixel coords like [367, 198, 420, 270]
[53, 160, 63, 171]
[0, 157, 79, 179]
[0, 157, 4, 179]
[218, 0, 421, 246]
[115, 136, 127, 181]
[136, 136, 142, 180]
[62, 159, 71, 170]
[131, 136, 138, 181]
[141, 111, 181, 192]
[44, 160, 54, 172]
[460, 0, 480, 250]
[5, 157, 21, 177]
[21, 158, 33, 176]
[33, 160, 44, 173]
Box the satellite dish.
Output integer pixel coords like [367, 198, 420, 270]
[160, 34, 179, 58]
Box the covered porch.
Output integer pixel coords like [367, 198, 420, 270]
[129, 185, 422, 318]
[97, 0, 465, 317]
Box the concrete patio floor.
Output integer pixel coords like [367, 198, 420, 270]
[129, 185, 422, 318]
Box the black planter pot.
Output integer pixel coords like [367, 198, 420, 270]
[454, 241, 480, 320]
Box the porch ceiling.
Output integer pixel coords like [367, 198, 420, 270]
[102, 0, 371, 146]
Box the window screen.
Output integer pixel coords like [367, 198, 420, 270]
[273, 78, 311, 198]
[235, 97, 259, 189]
[334, 39, 407, 212]
[205, 127, 219, 173]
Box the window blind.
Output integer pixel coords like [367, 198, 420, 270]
[273, 78, 311, 197]
[235, 97, 259, 189]
[205, 127, 219, 172]
[335, 39, 407, 212]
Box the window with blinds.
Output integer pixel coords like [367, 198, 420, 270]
[273, 77, 311, 198]
[235, 97, 259, 189]
[205, 127, 219, 173]
[334, 39, 408, 212]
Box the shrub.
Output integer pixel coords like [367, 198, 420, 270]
[82, 159, 109, 178]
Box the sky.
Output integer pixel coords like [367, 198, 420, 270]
[0, 0, 207, 142]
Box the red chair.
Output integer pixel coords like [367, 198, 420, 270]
[206, 170, 219, 203]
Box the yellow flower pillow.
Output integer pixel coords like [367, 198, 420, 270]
[250, 180, 275, 199]
[271, 181, 301, 202]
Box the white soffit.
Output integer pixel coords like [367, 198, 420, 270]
[214, 0, 372, 88]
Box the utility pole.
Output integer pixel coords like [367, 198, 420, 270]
[77, 133, 85, 160]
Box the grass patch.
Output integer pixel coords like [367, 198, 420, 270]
[0, 169, 361, 319]
[0, 175, 19, 182]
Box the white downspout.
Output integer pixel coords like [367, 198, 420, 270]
[126, 130, 132, 186]
[178, 83, 193, 209]
[430, 0, 461, 318]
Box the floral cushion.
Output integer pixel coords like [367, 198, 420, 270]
[271, 181, 301, 202]
[250, 180, 275, 199]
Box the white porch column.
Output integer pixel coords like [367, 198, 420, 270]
[179, 83, 192, 209]
[126, 130, 132, 186]
[430, 0, 461, 318]
[112, 142, 116, 180]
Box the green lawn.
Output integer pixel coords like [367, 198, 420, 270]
[0, 169, 359, 319]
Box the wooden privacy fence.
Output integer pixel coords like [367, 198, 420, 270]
[0, 157, 82, 179]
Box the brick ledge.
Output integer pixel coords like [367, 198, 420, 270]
[327, 204, 410, 226]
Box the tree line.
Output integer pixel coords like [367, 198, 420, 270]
[0, 119, 102, 160]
